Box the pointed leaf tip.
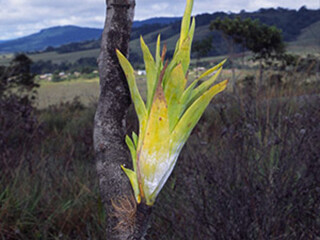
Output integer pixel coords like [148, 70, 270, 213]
[172, 79, 228, 148]
[121, 165, 141, 204]
[125, 135, 137, 171]
[141, 35, 158, 112]
[116, 48, 147, 126]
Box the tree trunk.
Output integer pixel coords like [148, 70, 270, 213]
[224, 35, 236, 93]
[94, 1, 151, 239]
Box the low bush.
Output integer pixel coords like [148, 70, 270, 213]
[1, 70, 319, 239]
[148, 90, 320, 239]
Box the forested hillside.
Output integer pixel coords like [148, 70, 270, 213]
[0, 7, 319, 65]
[40, 7, 320, 61]
[0, 26, 102, 53]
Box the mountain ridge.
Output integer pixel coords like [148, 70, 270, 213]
[132, 17, 181, 28]
[0, 17, 183, 53]
[1, 7, 320, 54]
[0, 26, 103, 53]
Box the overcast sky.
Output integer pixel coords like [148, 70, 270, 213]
[0, 0, 319, 40]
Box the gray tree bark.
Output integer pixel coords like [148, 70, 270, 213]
[94, 0, 151, 239]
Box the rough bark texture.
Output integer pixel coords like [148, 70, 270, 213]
[94, 0, 151, 239]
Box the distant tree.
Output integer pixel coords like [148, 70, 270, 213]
[192, 36, 213, 77]
[44, 46, 55, 52]
[210, 17, 246, 91]
[0, 66, 7, 94]
[246, 22, 285, 85]
[192, 36, 213, 59]
[0, 54, 40, 175]
[211, 17, 285, 88]
[31, 60, 56, 74]
[0, 54, 38, 95]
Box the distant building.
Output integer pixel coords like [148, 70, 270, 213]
[73, 71, 81, 77]
[39, 73, 52, 81]
[194, 67, 206, 72]
[59, 72, 68, 79]
[137, 70, 146, 76]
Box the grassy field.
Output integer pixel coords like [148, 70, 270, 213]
[35, 73, 152, 108]
[30, 48, 100, 64]
[35, 60, 317, 109]
[287, 20, 320, 54]
[37, 78, 100, 109]
[0, 53, 14, 66]
[34, 65, 240, 109]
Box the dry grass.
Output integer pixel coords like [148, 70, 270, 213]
[1, 59, 319, 239]
[36, 78, 100, 109]
[35, 75, 148, 109]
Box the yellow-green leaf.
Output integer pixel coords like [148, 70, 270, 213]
[171, 80, 228, 146]
[140, 36, 158, 112]
[187, 67, 222, 108]
[180, 0, 194, 47]
[119, 0, 229, 207]
[132, 132, 138, 149]
[178, 59, 226, 118]
[172, 37, 180, 59]
[163, 17, 195, 89]
[116, 49, 147, 125]
[125, 135, 137, 171]
[177, 17, 196, 74]
[121, 165, 141, 203]
[197, 59, 226, 81]
[164, 63, 187, 131]
[155, 34, 161, 66]
[138, 83, 170, 205]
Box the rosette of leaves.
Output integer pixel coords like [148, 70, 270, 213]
[116, 0, 228, 206]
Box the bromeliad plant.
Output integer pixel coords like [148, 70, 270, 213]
[116, 0, 228, 206]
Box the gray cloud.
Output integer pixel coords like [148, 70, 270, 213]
[0, 0, 318, 40]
